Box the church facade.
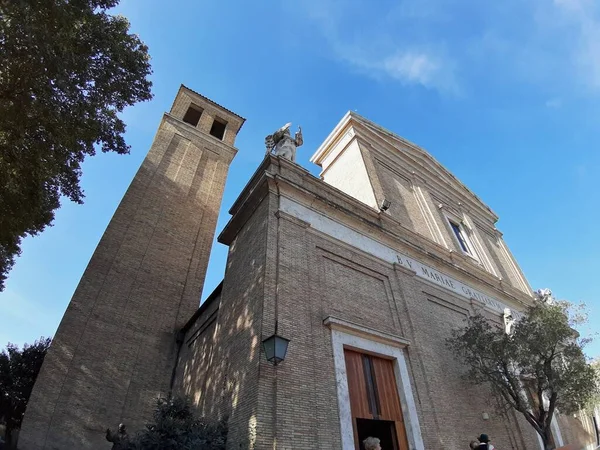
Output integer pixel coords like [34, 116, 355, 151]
[19, 87, 599, 450]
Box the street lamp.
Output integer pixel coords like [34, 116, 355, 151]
[262, 326, 290, 366]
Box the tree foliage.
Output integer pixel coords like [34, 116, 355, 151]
[124, 397, 227, 450]
[0, 0, 153, 290]
[584, 358, 600, 415]
[0, 337, 51, 445]
[447, 302, 599, 450]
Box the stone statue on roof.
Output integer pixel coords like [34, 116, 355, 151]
[265, 122, 303, 163]
[534, 288, 554, 304]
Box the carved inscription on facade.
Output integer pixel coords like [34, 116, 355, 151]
[396, 254, 524, 319]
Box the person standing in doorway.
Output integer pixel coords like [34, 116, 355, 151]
[363, 436, 382, 450]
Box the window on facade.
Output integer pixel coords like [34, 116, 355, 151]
[449, 219, 472, 255]
[209, 117, 227, 140]
[182, 105, 203, 127]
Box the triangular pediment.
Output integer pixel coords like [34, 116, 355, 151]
[347, 113, 498, 223]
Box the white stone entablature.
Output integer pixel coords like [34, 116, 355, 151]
[281, 196, 525, 318]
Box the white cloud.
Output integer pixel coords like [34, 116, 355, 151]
[554, 0, 585, 13]
[383, 52, 440, 85]
[293, 0, 600, 98]
[340, 48, 458, 93]
[295, 0, 459, 94]
[545, 98, 562, 108]
[551, 0, 600, 90]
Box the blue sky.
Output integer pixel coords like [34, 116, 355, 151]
[1, 0, 599, 357]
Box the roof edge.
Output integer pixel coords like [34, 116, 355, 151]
[310, 111, 353, 165]
[171, 84, 246, 135]
[179, 280, 224, 334]
[313, 111, 499, 222]
[352, 114, 498, 221]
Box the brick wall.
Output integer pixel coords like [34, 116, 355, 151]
[313, 115, 532, 296]
[171, 156, 590, 450]
[18, 87, 242, 450]
[174, 194, 273, 449]
[557, 413, 597, 448]
[192, 158, 547, 449]
[267, 217, 540, 450]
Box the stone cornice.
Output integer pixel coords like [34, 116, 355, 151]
[356, 114, 497, 218]
[217, 171, 271, 245]
[308, 112, 532, 292]
[323, 316, 411, 348]
[312, 112, 500, 226]
[219, 156, 533, 309]
[219, 156, 314, 244]
[353, 123, 499, 227]
[310, 112, 352, 165]
[228, 156, 274, 216]
[178, 85, 246, 125]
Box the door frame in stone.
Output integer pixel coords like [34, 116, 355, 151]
[325, 317, 424, 450]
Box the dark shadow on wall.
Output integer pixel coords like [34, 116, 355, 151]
[170, 193, 269, 449]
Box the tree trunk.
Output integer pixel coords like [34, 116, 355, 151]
[5, 426, 13, 450]
[540, 426, 554, 450]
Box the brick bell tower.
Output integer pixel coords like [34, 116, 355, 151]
[19, 86, 245, 449]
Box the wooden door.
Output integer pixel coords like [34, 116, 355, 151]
[344, 349, 410, 450]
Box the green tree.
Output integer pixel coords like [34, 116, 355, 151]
[447, 301, 599, 450]
[123, 397, 227, 450]
[0, 337, 51, 446]
[585, 358, 600, 415]
[0, 0, 153, 291]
